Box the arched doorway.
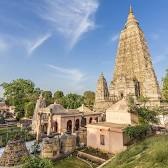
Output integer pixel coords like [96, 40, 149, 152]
[89, 117, 93, 124]
[95, 117, 98, 123]
[81, 117, 87, 127]
[42, 123, 48, 134]
[75, 119, 80, 131]
[52, 121, 58, 133]
[67, 120, 72, 132]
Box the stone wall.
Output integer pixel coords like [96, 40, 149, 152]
[0, 140, 29, 167]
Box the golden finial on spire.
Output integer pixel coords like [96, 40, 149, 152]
[129, 3, 133, 14]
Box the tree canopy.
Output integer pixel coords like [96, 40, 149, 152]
[83, 91, 95, 109]
[42, 91, 53, 106]
[1, 79, 41, 120]
[162, 69, 168, 101]
[1, 79, 96, 119]
[62, 93, 84, 109]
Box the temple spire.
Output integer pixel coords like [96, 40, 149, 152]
[129, 3, 133, 14]
[126, 3, 138, 27]
[95, 73, 109, 102]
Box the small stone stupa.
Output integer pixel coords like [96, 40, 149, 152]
[0, 138, 29, 167]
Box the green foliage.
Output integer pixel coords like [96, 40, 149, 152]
[162, 69, 168, 101]
[0, 127, 35, 147]
[54, 90, 64, 100]
[83, 91, 95, 109]
[0, 97, 4, 102]
[1, 79, 41, 120]
[103, 135, 168, 168]
[124, 124, 149, 140]
[125, 106, 158, 141]
[53, 92, 84, 109]
[24, 102, 36, 118]
[22, 156, 54, 168]
[0, 115, 5, 124]
[54, 156, 91, 168]
[42, 91, 53, 106]
[62, 93, 84, 109]
[137, 107, 159, 124]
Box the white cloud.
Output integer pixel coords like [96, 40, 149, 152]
[26, 33, 51, 55]
[111, 33, 119, 42]
[47, 64, 86, 82]
[38, 0, 99, 49]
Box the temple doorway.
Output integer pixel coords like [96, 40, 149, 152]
[53, 121, 58, 132]
[81, 117, 87, 127]
[89, 117, 93, 124]
[67, 120, 72, 132]
[75, 119, 80, 131]
[42, 123, 48, 134]
[95, 117, 98, 123]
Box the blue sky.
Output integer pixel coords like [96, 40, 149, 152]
[0, 0, 168, 96]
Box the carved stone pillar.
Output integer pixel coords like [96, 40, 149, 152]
[47, 113, 52, 136]
[36, 113, 42, 143]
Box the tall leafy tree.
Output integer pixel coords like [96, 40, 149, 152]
[53, 90, 64, 103]
[63, 93, 84, 109]
[83, 91, 95, 109]
[25, 102, 36, 118]
[162, 69, 168, 101]
[1, 79, 41, 120]
[42, 91, 53, 106]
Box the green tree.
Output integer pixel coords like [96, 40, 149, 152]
[62, 93, 84, 109]
[125, 124, 149, 140]
[1, 79, 41, 120]
[42, 91, 53, 106]
[24, 102, 36, 118]
[53, 90, 64, 104]
[137, 107, 159, 125]
[54, 90, 64, 99]
[83, 91, 95, 109]
[162, 69, 168, 101]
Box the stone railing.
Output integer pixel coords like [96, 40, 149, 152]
[77, 151, 106, 165]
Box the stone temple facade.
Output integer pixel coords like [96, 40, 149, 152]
[94, 5, 161, 112]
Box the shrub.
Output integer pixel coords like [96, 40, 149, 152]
[22, 156, 54, 168]
[125, 124, 150, 140]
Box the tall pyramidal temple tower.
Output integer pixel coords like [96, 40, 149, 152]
[95, 5, 161, 111]
[95, 73, 109, 102]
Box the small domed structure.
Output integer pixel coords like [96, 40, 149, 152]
[47, 103, 66, 114]
[60, 132, 76, 154]
[41, 136, 60, 159]
[0, 139, 29, 167]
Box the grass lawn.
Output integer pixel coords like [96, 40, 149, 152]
[103, 135, 168, 168]
[54, 156, 91, 168]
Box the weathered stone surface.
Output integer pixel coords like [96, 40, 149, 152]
[60, 133, 76, 154]
[109, 5, 161, 105]
[32, 93, 46, 134]
[41, 137, 60, 159]
[0, 140, 29, 167]
[106, 99, 138, 125]
[95, 73, 109, 103]
[95, 5, 161, 112]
